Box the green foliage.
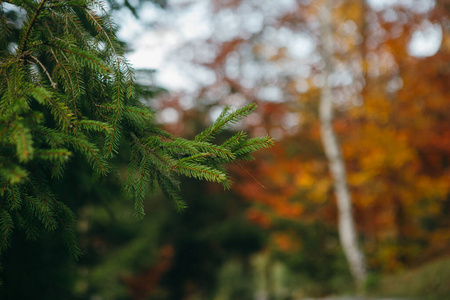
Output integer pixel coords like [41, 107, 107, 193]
[0, 0, 273, 257]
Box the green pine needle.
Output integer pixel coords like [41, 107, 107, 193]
[0, 0, 272, 257]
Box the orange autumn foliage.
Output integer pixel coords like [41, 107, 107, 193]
[158, 0, 450, 273]
[227, 1, 450, 271]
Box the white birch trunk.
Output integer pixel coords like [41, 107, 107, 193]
[318, 0, 367, 289]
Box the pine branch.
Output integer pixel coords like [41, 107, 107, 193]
[11, 122, 34, 162]
[29, 55, 57, 89]
[6, 185, 22, 210]
[194, 142, 235, 161]
[132, 134, 175, 170]
[233, 135, 274, 158]
[35, 149, 72, 161]
[23, 195, 57, 231]
[61, 134, 109, 174]
[0, 163, 28, 184]
[194, 103, 257, 142]
[157, 138, 199, 157]
[46, 97, 77, 129]
[60, 47, 112, 73]
[133, 154, 149, 219]
[0, 210, 14, 250]
[222, 131, 247, 149]
[171, 162, 228, 184]
[0, 0, 273, 257]
[53, 201, 81, 259]
[19, 0, 48, 54]
[78, 120, 112, 133]
[172, 153, 215, 166]
[155, 171, 184, 213]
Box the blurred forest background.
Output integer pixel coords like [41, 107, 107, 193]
[1, 0, 450, 299]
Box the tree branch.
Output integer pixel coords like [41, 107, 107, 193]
[29, 55, 57, 89]
[19, 0, 48, 54]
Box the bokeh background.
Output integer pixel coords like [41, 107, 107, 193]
[2, 0, 450, 299]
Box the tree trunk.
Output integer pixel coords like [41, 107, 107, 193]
[318, 0, 368, 289]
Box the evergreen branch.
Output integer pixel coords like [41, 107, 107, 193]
[0, 120, 12, 139]
[29, 54, 57, 89]
[21, 212, 41, 241]
[19, 0, 48, 54]
[105, 113, 121, 157]
[194, 142, 235, 161]
[32, 125, 63, 148]
[30, 86, 52, 105]
[35, 149, 72, 161]
[46, 97, 76, 129]
[61, 223, 82, 260]
[0, 0, 274, 258]
[11, 122, 34, 162]
[124, 146, 139, 198]
[134, 154, 149, 220]
[84, 9, 133, 133]
[171, 153, 215, 167]
[47, 2, 87, 10]
[0, 182, 22, 211]
[58, 47, 84, 96]
[61, 47, 111, 73]
[0, 210, 14, 250]
[85, 9, 120, 60]
[155, 171, 185, 213]
[104, 79, 127, 157]
[221, 131, 247, 149]
[61, 134, 108, 174]
[0, 163, 28, 184]
[27, 165, 54, 206]
[49, 47, 78, 101]
[85, 8, 136, 99]
[0, 57, 20, 70]
[45, 39, 111, 73]
[98, 104, 155, 119]
[194, 103, 257, 142]
[171, 162, 228, 184]
[233, 135, 274, 157]
[52, 201, 81, 259]
[50, 160, 66, 179]
[132, 134, 175, 169]
[123, 105, 155, 123]
[66, 9, 92, 50]
[23, 195, 57, 231]
[157, 138, 199, 157]
[78, 120, 112, 133]
[6, 185, 22, 210]
[194, 106, 230, 142]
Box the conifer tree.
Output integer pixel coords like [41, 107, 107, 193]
[0, 0, 273, 257]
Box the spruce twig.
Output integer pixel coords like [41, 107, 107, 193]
[19, 0, 48, 54]
[29, 55, 57, 89]
[0, 0, 273, 256]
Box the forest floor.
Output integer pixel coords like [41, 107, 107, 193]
[366, 256, 450, 299]
[306, 256, 450, 300]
